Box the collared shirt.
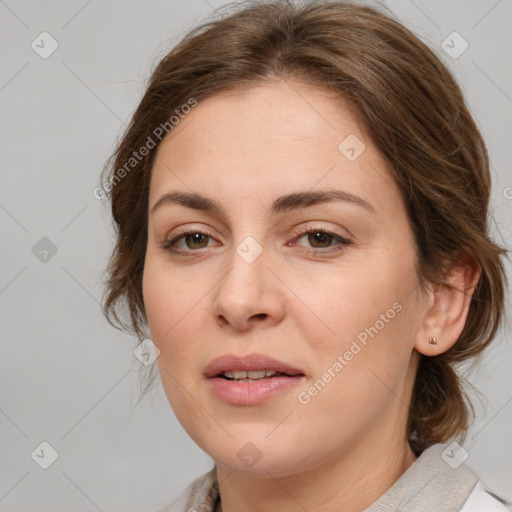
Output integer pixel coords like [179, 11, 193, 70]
[154, 443, 511, 512]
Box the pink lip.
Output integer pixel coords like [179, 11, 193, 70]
[208, 374, 306, 405]
[204, 353, 306, 406]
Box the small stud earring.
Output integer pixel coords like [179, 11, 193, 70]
[428, 336, 438, 345]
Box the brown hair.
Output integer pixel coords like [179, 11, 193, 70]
[100, 0, 508, 455]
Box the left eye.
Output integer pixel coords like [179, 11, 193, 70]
[292, 229, 352, 253]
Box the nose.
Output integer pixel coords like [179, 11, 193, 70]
[211, 241, 285, 332]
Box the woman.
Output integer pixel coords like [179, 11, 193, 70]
[100, 1, 510, 510]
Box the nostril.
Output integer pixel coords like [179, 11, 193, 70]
[217, 315, 229, 326]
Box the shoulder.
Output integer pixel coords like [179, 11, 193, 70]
[152, 467, 219, 512]
[459, 480, 512, 512]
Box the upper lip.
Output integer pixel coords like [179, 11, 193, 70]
[204, 353, 305, 378]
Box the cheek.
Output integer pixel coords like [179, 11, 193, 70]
[290, 249, 419, 402]
[143, 251, 199, 335]
[290, 251, 417, 348]
[142, 253, 212, 376]
[143, 258, 210, 426]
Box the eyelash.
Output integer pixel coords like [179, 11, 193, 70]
[160, 225, 352, 257]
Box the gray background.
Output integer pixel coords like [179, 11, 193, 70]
[1, 0, 511, 510]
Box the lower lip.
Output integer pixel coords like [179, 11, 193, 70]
[208, 375, 306, 405]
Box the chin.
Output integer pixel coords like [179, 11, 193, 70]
[202, 435, 319, 478]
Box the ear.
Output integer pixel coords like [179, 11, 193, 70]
[414, 251, 481, 356]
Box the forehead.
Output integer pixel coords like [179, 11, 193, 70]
[149, 80, 400, 214]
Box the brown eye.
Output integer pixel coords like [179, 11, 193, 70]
[161, 228, 216, 255]
[307, 231, 334, 248]
[184, 233, 210, 249]
[292, 227, 352, 255]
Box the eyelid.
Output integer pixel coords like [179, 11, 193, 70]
[289, 222, 351, 243]
[161, 225, 217, 250]
[169, 225, 215, 239]
[287, 224, 352, 255]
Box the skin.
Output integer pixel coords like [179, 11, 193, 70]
[142, 80, 479, 512]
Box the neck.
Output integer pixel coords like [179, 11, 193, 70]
[215, 432, 417, 512]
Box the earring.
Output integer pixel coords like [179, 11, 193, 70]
[428, 336, 438, 345]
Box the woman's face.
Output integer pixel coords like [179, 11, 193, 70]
[143, 80, 426, 476]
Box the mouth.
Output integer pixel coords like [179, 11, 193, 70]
[204, 353, 306, 405]
[204, 353, 306, 380]
[216, 369, 303, 381]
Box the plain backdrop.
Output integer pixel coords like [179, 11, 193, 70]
[1, 0, 511, 510]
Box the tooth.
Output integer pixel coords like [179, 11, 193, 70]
[224, 369, 280, 380]
[231, 370, 248, 379]
[247, 370, 266, 379]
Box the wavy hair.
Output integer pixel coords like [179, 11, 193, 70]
[100, 0, 508, 455]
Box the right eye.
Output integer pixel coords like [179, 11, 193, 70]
[161, 228, 218, 255]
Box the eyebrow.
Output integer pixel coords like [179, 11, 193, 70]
[150, 189, 376, 216]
